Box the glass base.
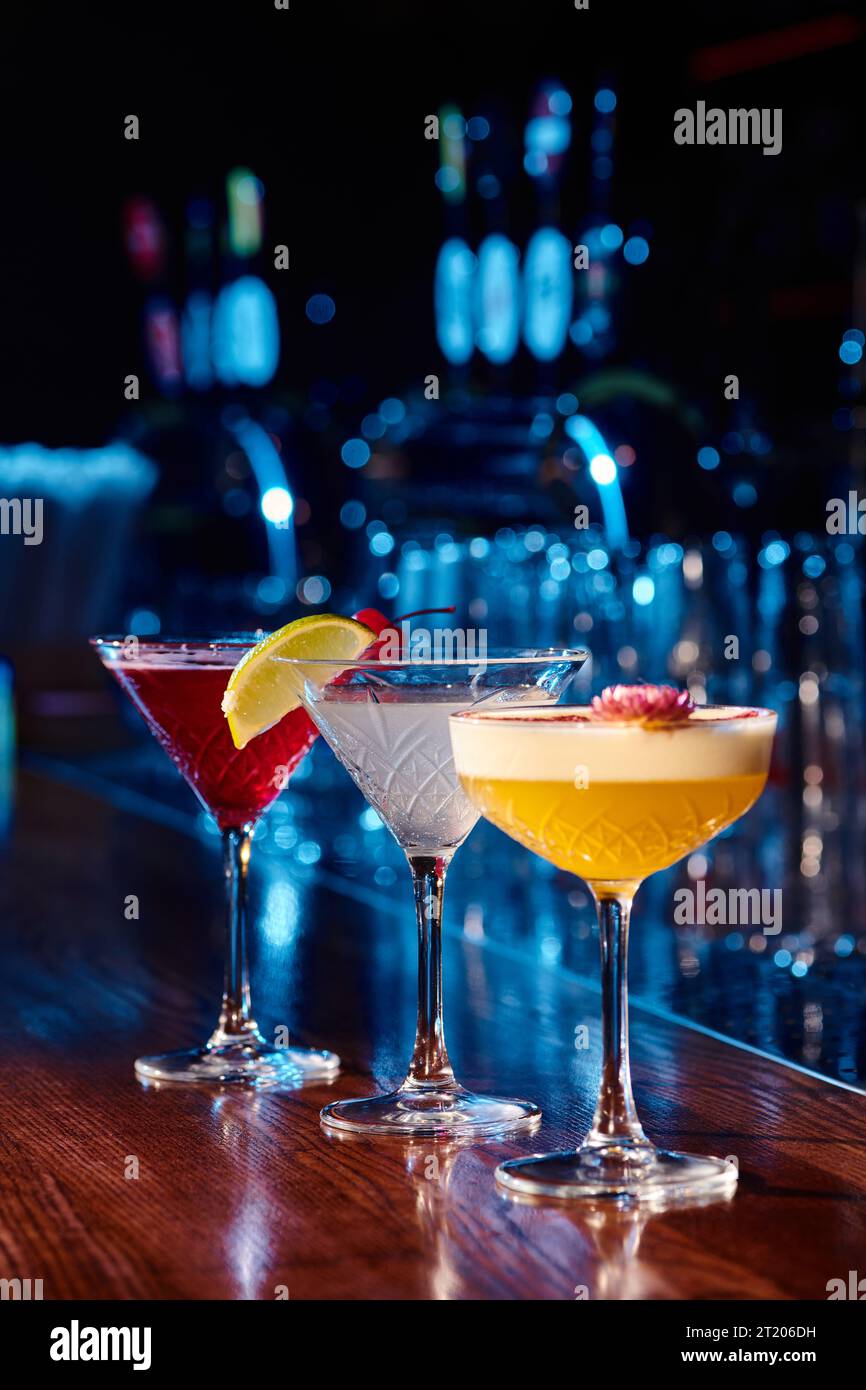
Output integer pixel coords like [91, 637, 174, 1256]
[496, 1147, 738, 1204]
[321, 1083, 541, 1138]
[135, 1036, 340, 1087]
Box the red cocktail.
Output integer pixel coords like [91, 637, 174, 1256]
[91, 636, 338, 1087]
[109, 654, 317, 829]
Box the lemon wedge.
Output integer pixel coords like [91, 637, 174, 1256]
[222, 613, 375, 749]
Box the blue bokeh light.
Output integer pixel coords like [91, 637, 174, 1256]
[633, 575, 655, 606]
[623, 236, 649, 265]
[697, 446, 720, 470]
[305, 294, 335, 324]
[341, 438, 370, 469]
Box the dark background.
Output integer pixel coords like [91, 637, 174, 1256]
[0, 2, 864, 1090]
[1, 1, 862, 511]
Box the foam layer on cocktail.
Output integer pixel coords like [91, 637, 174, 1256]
[450, 705, 775, 783]
[451, 705, 776, 881]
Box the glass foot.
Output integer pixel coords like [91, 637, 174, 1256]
[321, 1084, 541, 1138]
[135, 1037, 340, 1087]
[495, 1147, 738, 1204]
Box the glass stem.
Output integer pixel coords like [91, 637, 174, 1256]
[585, 885, 653, 1155]
[403, 853, 457, 1091]
[210, 825, 260, 1047]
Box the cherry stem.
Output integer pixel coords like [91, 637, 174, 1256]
[392, 606, 457, 623]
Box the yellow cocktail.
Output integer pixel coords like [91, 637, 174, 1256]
[450, 688, 777, 1202]
[455, 706, 774, 886]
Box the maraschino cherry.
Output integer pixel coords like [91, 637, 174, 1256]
[351, 606, 457, 661]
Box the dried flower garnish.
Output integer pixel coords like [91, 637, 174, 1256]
[590, 684, 695, 725]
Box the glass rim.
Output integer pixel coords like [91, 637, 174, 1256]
[90, 634, 260, 654]
[272, 646, 589, 669]
[450, 701, 778, 726]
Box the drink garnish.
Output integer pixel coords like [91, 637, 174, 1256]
[590, 683, 695, 725]
[222, 613, 375, 748]
[351, 605, 458, 662]
[328, 606, 462, 687]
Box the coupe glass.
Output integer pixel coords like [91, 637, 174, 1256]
[450, 702, 777, 1200]
[273, 647, 586, 1135]
[92, 636, 339, 1086]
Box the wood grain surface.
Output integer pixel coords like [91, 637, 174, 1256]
[0, 769, 864, 1300]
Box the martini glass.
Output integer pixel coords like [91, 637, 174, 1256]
[450, 697, 777, 1201]
[273, 648, 586, 1136]
[91, 636, 340, 1085]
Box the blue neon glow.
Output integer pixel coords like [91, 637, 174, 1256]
[224, 412, 296, 586]
[633, 575, 655, 605]
[475, 234, 521, 365]
[212, 276, 280, 387]
[306, 294, 335, 324]
[434, 237, 476, 365]
[623, 236, 650, 265]
[549, 89, 572, 116]
[556, 392, 578, 414]
[522, 227, 573, 362]
[600, 223, 623, 251]
[840, 340, 863, 364]
[843, 328, 864, 345]
[565, 415, 629, 548]
[589, 453, 617, 485]
[466, 116, 490, 140]
[697, 446, 720, 470]
[594, 88, 617, 113]
[341, 438, 370, 469]
[181, 291, 213, 390]
[261, 486, 293, 524]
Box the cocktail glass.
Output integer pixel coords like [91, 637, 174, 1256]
[273, 648, 586, 1135]
[450, 699, 777, 1201]
[91, 635, 340, 1085]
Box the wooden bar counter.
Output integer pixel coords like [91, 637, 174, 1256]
[0, 768, 864, 1301]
